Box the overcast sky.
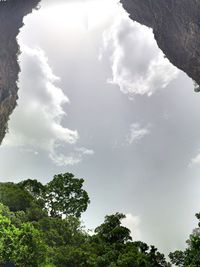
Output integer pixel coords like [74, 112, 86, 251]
[1, 0, 200, 255]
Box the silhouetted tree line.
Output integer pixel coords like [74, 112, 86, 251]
[0, 173, 198, 266]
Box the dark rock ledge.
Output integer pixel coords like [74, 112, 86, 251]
[0, 0, 40, 143]
[120, 0, 200, 88]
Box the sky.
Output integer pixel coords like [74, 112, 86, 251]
[1, 0, 200, 255]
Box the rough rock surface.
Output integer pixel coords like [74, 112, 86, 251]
[120, 0, 200, 86]
[0, 0, 40, 143]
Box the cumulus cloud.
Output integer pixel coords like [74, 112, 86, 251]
[126, 123, 150, 144]
[102, 16, 179, 97]
[3, 44, 93, 166]
[122, 213, 141, 241]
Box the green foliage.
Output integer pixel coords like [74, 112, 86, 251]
[19, 173, 90, 218]
[18, 179, 46, 207]
[25, 203, 48, 222]
[45, 173, 90, 218]
[0, 214, 16, 264]
[35, 216, 85, 248]
[0, 173, 171, 267]
[88, 214, 169, 267]
[169, 213, 200, 266]
[94, 213, 132, 244]
[0, 212, 46, 267]
[12, 223, 47, 267]
[52, 245, 94, 267]
[0, 182, 34, 212]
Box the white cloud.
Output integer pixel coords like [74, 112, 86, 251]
[75, 147, 94, 155]
[190, 153, 200, 166]
[39, 0, 121, 34]
[126, 123, 150, 144]
[50, 147, 94, 167]
[102, 16, 179, 97]
[122, 213, 141, 241]
[49, 153, 81, 166]
[2, 44, 93, 166]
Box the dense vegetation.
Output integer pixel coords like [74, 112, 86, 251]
[0, 173, 198, 266]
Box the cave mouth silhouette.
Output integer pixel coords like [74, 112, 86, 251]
[0, 0, 40, 144]
[120, 0, 200, 88]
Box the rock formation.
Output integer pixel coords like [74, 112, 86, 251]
[120, 0, 200, 87]
[0, 0, 40, 143]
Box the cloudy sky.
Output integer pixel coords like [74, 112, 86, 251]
[1, 0, 200, 255]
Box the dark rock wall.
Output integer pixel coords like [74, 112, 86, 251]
[0, 0, 40, 143]
[120, 0, 200, 86]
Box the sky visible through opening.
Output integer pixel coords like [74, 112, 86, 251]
[1, 0, 200, 255]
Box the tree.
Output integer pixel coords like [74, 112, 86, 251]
[52, 246, 94, 267]
[0, 182, 34, 212]
[169, 250, 185, 266]
[18, 179, 48, 221]
[0, 213, 46, 267]
[18, 179, 45, 205]
[45, 173, 90, 218]
[169, 213, 200, 266]
[91, 214, 170, 267]
[0, 173, 172, 267]
[94, 213, 132, 244]
[115, 242, 170, 267]
[19, 173, 90, 218]
[0, 214, 16, 264]
[12, 223, 47, 267]
[36, 216, 85, 248]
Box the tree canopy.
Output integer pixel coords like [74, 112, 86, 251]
[18, 173, 90, 218]
[0, 182, 34, 212]
[2, 172, 199, 266]
[45, 173, 90, 218]
[94, 213, 132, 244]
[169, 213, 200, 267]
